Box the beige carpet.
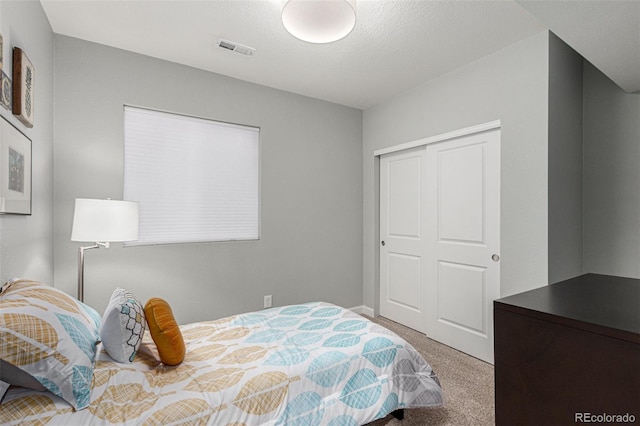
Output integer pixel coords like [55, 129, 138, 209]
[365, 315, 495, 426]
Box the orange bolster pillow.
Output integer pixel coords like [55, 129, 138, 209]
[144, 297, 186, 366]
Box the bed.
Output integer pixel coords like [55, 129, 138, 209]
[1, 280, 442, 425]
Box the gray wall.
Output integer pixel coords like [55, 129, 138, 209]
[0, 0, 54, 284]
[583, 62, 640, 278]
[548, 33, 584, 284]
[53, 36, 363, 324]
[363, 31, 550, 310]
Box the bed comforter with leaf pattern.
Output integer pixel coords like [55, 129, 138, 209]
[1, 302, 443, 425]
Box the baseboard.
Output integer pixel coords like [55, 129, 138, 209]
[349, 305, 374, 318]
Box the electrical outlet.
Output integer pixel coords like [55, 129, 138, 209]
[264, 295, 272, 308]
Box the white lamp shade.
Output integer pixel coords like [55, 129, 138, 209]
[282, 0, 356, 44]
[71, 198, 139, 243]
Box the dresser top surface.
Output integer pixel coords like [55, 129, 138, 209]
[495, 274, 640, 337]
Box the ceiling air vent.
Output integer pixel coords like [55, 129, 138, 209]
[217, 38, 255, 56]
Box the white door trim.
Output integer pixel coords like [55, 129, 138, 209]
[373, 120, 501, 157]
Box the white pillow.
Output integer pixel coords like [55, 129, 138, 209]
[100, 288, 146, 363]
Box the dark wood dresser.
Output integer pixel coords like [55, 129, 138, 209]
[494, 274, 640, 425]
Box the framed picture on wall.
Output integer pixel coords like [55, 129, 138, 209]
[12, 47, 34, 128]
[0, 114, 32, 214]
[0, 72, 10, 111]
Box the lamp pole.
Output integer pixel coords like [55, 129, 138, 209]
[77, 243, 108, 302]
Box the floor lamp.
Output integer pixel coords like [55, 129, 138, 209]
[71, 198, 139, 302]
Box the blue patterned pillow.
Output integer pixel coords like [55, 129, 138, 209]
[100, 288, 146, 363]
[0, 279, 101, 410]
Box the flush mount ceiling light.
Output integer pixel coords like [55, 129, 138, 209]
[282, 0, 356, 44]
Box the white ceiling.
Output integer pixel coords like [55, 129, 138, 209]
[40, 0, 640, 110]
[516, 0, 640, 95]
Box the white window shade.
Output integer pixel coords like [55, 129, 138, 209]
[124, 106, 259, 246]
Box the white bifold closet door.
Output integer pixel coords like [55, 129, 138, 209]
[380, 128, 500, 363]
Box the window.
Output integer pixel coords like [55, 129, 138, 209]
[124, 106, 259, 246]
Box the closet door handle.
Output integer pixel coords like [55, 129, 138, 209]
[492, 254, 500, 262]
[381, 241, 386, 246]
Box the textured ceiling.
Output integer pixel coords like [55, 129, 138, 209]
[516, 0, 640, 94]
[40, 0, 639, 109]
